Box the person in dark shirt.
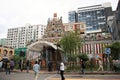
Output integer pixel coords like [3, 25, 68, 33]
[26, 60, 30, 73]
[57, 61, 60, 74]
[48, 61, 52, 72]
[19, 60, 23, 72]
[81, 60, 85, 74]
[6, 60, 11, 75]
[10, 59, 14, 71]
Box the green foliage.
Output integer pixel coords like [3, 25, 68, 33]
[59, 31, 83, 70]
[108, 42, 120, 60]
[13, 54, 21, 62]
[60, 31, 82, 54]
[13, 54, 26, 69]
[13, 55, 21, 69]
[78, 53, 89, 62]
[67, 53, 78, 61]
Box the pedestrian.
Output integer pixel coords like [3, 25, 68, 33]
[18, 60, 23, 72]
[10, 59, 14, 71]
[97, 58, 103, 71]
[33, 61, 40, 80]
[60, 61, 65, 80]
[0, 60, 3, 71]
[26, 60, 30, 73]
[38, 60, 42, 69]
[57, 61, 60, 74]
[81, 60, 85, 74]
[48, 61, 52, 72]
[5, 60, 11, 75]
[112, 60, 116, 71]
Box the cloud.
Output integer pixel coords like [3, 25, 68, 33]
[0, 0, 119, 39]
[0, 33, 7, 39]
[0, 24, 7, 39]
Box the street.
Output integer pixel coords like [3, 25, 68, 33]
[0, 72, 53, 80]
[0, 71, 120, 80]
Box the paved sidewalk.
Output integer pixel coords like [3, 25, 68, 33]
[13, 69, 120, 74]
[12, 69, 120, 80]
[0, 70, 120, 80]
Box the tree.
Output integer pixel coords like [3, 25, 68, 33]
[78, 54, 89, 62]
[60, 32, 82, 58]
[59, 32, 82, 69]
[13, 54, 21, 69]
[108, 42, 120, 60]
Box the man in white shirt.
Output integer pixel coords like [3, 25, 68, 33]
[60, 61, 65, 80]
[0, 60, 3, 68]
[33, 61, 40, 80]
[0, 60, 3, 71]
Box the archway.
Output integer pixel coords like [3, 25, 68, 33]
[9, 50, 13, 55]
[9, 50, 13, 59]
[0, 48, 1, 53]
[3, 49, 8, 56]
[27, 41, 63, 70]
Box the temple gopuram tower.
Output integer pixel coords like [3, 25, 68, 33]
[42, 13, 65, 44]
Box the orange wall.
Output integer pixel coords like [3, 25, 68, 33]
[0, 47, 14, 60]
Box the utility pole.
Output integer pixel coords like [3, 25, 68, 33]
[105, 48, 111, 71]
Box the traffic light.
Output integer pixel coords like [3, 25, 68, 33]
[20, 51, 25, 57]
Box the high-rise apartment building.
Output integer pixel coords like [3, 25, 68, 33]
[7, 24, 46, 48]
[68, 2, 113, 33]
[0, 38, 7, 46]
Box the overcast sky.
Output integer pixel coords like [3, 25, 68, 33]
[0, 0, 119, 39]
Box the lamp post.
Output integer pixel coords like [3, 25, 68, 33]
[20, 50, 25, 71]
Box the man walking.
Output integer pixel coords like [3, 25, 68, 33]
[97, 58, 103, 71]
[0, 60, 3, 71]
[33, 61, 40, 80]
[26, 60, 30, 73]
[6, 60, 11, 75]
[60, 61, 65, 80]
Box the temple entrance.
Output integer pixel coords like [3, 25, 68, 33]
[27, 41, 63, 70]
[41, 46, 62, 70]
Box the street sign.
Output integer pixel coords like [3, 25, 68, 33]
[105, 48, 111, 54]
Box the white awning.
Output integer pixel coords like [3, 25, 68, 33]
[27, 41, 62, 52]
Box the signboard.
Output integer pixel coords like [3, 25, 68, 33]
[105, 48, 111, 54]
[95, 54, 103, 60]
